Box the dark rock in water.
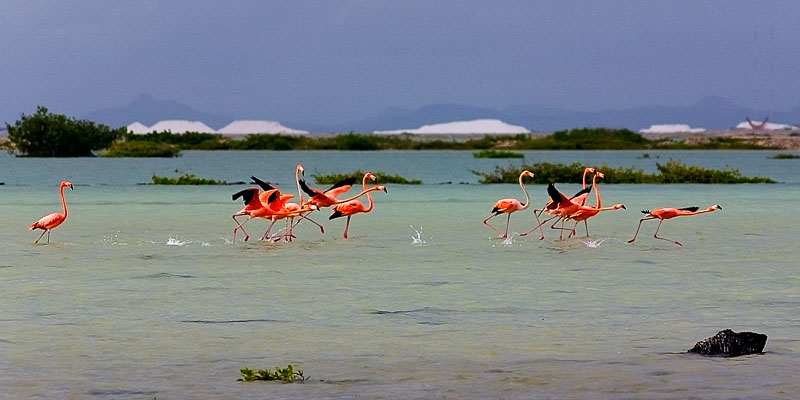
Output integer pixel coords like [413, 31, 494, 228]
[688, 329, 767, 357]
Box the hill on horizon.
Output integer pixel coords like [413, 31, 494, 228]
[81, 94, 800, 133]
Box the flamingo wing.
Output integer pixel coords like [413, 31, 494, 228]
[250, 176, 277, 192]
[324, 177, 357, 195]
[232, 187, 260, 205]
[30, 212, 65, 230]
[329, 200, 362, 219]
[546, 183, 570, 207]
[491, 199, 518, 214]
[678, 206, 700, 212]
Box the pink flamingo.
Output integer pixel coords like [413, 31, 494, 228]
[483, 170, 537, 239]
[29, 180, 74, 244]
[627, 204, 722, 246]
[526, 183, 589, 240]
[328, 173, 386, 239]
[566, 171, 617, 237]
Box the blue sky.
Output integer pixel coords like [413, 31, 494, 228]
[2, 1, 798, 125]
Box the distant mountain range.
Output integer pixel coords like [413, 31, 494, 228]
[83, 94, 800, 133]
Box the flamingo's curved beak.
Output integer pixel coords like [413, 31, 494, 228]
[620, 205, 626, 210]
[67, 183, 74, 190]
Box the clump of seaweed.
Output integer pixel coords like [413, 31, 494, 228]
[238, 365, 306, 383]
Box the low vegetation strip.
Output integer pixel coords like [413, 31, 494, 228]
[313, 170, 422, 185]
[473, 149, 524, 158]
[472, 160, 776, 184]
[150, 170, 227, 185]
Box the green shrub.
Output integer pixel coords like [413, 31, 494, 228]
[7, 106, 125, 157]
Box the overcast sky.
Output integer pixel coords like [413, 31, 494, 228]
[2, 1, 798, 125]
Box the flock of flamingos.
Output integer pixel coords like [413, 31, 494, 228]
[29, 165, 722, 246]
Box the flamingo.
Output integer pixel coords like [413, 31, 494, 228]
[627, 204, 723, 246]
[566, 171, 612, 237]
[571, 167, 596, 206]
[328, 173, 385, 239]
[526, 183, 592, 239]
[29, 180, 73, 244]
[231, 186, 274, 243]
[483, 170, 537, 239]
[297, 169, 357, 209]
[250, 175, 323, 240]
[526, 183, 590, 240]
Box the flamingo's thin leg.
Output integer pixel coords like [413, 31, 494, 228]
[483, 213, 507, 238]
[653, 219, 682, 246]
[627, 216, 654, 244]
[520, 208, 546, 240]
[343, 216, 351, 239]
[34, 230, 47, 244]
[232, 214, 250, 243]
[503, 213, 511, 238]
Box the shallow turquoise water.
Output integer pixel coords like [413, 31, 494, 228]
[1, 150, 799, 399]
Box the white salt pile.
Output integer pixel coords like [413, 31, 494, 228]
[147, 120, 215, 134]
[375, 119, 529, 134]
[639, 124, 706, 134]
[217, 120, 308, 135]
[126, 122, 151, 134]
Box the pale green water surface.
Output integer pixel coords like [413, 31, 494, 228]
[1, 150, 799, 399]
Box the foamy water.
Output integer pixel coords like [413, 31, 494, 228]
[1, 150, 799, 398]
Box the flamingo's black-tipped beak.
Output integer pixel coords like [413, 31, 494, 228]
[716, 204, 723, 210]
[621, 204, 626, 210]
[382, 187, 388, 193]
[68, 183, 74, 190]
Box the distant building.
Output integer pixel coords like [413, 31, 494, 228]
[217, 120, 308, 135]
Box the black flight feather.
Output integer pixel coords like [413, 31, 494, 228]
[546, 183, 565, 205]
[250, 176, 276, 191]
[325, 177, 357, 193]
[232, 188, 258, 205]
[329, 209, 344, 220]
[679, 206, 700, 212]
[569, 186, 591, 200]
[298, 178, 320, 197]
[267, 190, 279, 204]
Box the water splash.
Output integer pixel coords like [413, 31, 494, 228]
[503, 232, 520, 245]
[410, 225, 426, 245]
[102, 232, 127, 246]
[582, 238, 605, 248]
[166, 237, 186, 246]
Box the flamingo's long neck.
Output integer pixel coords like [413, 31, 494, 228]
[335, 186, 378, 204]
[518, 174, 530, 210]
[59, 183, 68, 218]
[295, 166, 303, 206]
[592, 174, 602, 208]
[582, 169, 590, 188]
[362, 174, 374, 213]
